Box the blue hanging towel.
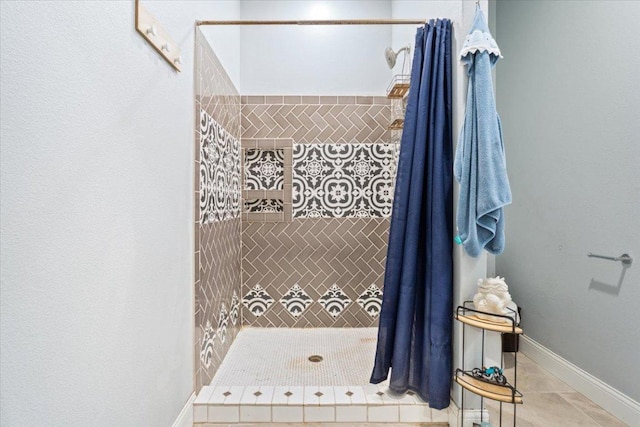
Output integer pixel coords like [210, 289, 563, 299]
[454, 7, 511, 257]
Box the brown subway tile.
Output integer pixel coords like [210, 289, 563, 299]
[320, 96, 337, 104]
[194, 191, 201, 223]
[301, 96, 320, 104]
[265, 95, 283, 104]
[273, 113, 289, 129]
[283, 184, 292, 203]
[255, 139, 276, 149]
[265, 190, 283, 199]
[356, 96, 373, 105]
[243, 189, 267, 199]
[284, 96, 301, 104]
[278, 126, 295, 140]
[338, 96, 356, 104]
[264, 213, 284, 223]
[376, 96, 392, 105]
[283, 167, 292, 187]
[247, 212, 265, 222]
[283, 149, 293, 165]
[242, 139, 258, 149]
[252, 125, 270, 139]
[247, 96, 265, 104]
[274, 138, 293, 148]
[194, 226, 200, 256]
[194, 160, 200, 190]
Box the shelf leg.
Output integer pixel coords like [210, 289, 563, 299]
[514, 350, 518, 426]
[461, 384, 464, 427]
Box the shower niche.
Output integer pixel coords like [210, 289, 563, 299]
[241, 139, 293, 222]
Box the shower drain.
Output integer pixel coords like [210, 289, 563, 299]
[308, 355, 323, 363]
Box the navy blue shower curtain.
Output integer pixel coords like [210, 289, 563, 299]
[370, 19, 453, 410]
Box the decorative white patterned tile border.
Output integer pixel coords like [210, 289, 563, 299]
[356, 285, 383, 318]
[200, 320, 216, 369]
[229, 291, 239, 326]
[199, 110, 241, 224]
[217, 303, 228, 344]
[293, 143, 396, 218]
[242, 285, 274, 317]
[318, 285, 352, 318]
[241, 283, 382, 321]
[280, 284, 313, 318]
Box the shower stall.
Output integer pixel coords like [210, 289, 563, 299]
[191, 2, 486, 423]
[194, 27, 435, 423]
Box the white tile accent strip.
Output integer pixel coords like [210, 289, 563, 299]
[303, 386, 321, 406]
[193, 386, 214, 423]
[256, 385, 275, 405]
[193, 383, 440, 424]
[347, 386, 367, 405]
[400, 405, 432, 423]
[368, 404, 399, 422]
[207, 405, 239, 423]
[432, 407, 450, 422]
[287, 386, 304, 406]
[271, 386, 289, 405]
[239, 405, 271, 422]
[318, 386, 336, 406]
[336, 405, 368, 422]
[304, 405, 335, 422]
[272, 405, 304, 423]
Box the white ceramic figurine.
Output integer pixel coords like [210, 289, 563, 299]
[473, 276, 513, 323]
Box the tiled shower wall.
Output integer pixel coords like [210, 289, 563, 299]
[240, 96, 394, 328]
[194, 28, 242, 392]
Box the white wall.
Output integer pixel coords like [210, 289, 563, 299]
[391, 1, 461, 77]
[239, 0, 393, 95]
[0, 1, 237, 426]
[199, 1, 242, 90]
[495, 0, 640, 403]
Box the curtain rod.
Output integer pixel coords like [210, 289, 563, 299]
[196, 19, 428, 26]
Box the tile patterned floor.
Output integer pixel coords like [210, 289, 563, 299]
[483, 353, 627, 427]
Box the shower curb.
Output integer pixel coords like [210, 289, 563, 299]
[193, 384, 451, 424]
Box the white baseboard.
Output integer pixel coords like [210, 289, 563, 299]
[172, 392, 196, 427]
[520, 335, 640, 426]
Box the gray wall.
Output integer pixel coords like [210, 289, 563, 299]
[0, 1, 236, 425]
[495, 1, 640, 401]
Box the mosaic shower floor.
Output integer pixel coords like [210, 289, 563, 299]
[210, 327, 384, 386]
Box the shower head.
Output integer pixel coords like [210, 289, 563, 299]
[385, 45, 410, 69]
